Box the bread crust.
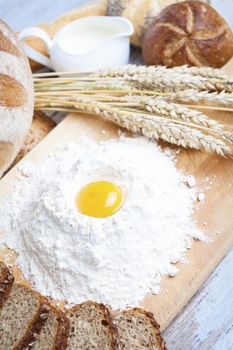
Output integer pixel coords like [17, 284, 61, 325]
[51, 305, 70, 350]
[0, 19, 34, 177]
[0, 261, 14, 308]
[143, 0, 233, 68]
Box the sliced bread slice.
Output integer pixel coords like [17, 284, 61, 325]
[113, 308, 166, 350]
[0, 261, 14, 307]
[66, 300, 118, 350]
[0, 283, 50, 350]
[30, 305, 70, 350]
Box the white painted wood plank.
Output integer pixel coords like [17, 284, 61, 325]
[0, 1, 233, 349]
[164, 247, 233, 349]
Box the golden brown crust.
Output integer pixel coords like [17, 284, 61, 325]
[0, 19, 34, 177]
[0, 141, 14, 170]
[68, 301, 119, 350]
[119, 307, 167, 350]
[0, 29, 21, 56]
[0, 74, 27, 107]
[143, 0, 233, 68]
[0, 261, 14, 308]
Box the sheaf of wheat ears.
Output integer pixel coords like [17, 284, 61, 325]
[65, 101, 231, 156]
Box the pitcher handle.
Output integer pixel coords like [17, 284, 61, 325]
[18, 27, 54, 70]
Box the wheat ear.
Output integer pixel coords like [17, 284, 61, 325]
[166, 90, 233, 107]
[143, 97, 223, 130]
[93, 64, 228, 81]
[127, 75, 233, 93]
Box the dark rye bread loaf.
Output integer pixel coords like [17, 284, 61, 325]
[30, 305, 69, 350]
[66, 301, 118, 350]
[143, 0, 233, 68]
[113, 308, 166, 350]
[0, 283, 50, 350]
[0, 19, 34, 178]
[0, 261, 14, 307]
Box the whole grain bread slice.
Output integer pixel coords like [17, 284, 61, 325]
[66, 300, 118, 350]
[113, 308, 166, 350]
[29, 304, 69, 350]
[0, 283, 50, 350]
[0, 261, 14, 307]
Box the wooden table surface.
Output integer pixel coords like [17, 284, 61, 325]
[1, 1, 232, 349]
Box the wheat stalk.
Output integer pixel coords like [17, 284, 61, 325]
[167, 65, 228, 80]
[143, 97, 223, 130]
[126, 75, 233, 93]
[69, 102, 231, 156]
[166, 89, 233, 107]
[92, 64, 228, 81]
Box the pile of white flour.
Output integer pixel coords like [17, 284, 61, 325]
[0, 136, 205, 309]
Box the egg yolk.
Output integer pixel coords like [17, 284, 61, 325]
[76, 181, 124, 218]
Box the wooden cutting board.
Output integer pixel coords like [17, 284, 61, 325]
[0, 109, 232, 330]
[0, 4, 233, 331]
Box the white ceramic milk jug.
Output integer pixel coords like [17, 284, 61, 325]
[19, 16, 134, 72]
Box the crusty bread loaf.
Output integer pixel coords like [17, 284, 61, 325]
[0, 20, 34, 178]
[113, 308, 166, 350]
[0, 283, 50, 350]
[31, 304, 69, 350]
[143, 0, 233, 68]
[66, 301, 118, 350]
[0, 261, 14, 307]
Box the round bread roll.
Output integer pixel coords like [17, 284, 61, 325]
[142, 0, 233, 68]
[0, 20, 34, 178]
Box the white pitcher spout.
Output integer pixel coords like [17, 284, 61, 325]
[112, 17, 134, 37]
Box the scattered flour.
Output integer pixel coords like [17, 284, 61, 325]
[0, 136, 205, 309]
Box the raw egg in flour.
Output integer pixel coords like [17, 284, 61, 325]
[76, 181, 124, 218]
